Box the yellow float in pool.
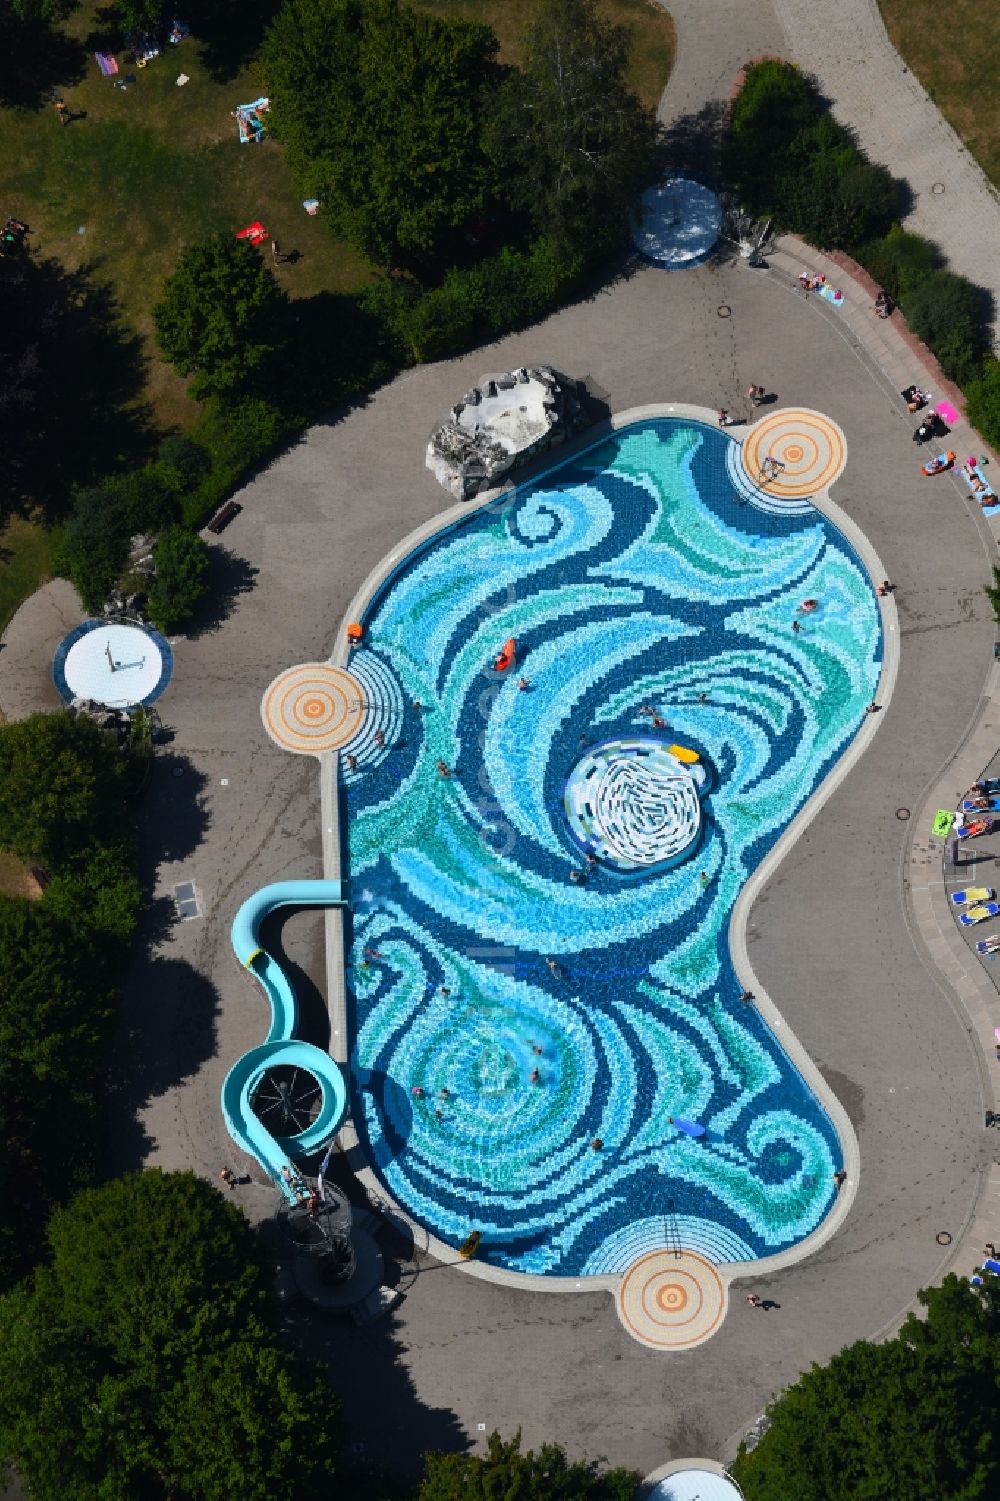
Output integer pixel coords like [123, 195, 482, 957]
[668, 743, 700, 764]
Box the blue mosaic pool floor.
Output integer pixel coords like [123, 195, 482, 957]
[342, 418, 882, 1275]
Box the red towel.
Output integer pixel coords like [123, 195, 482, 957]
[235, 222, 268, 244]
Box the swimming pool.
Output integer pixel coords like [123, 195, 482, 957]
[342, 417, 881, 1276]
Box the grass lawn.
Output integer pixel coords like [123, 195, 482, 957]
[1, 2, 372, 431]
[0, 518, 56, 640]
[415, 0, 676, 110]
[879, 0, 1000, 188]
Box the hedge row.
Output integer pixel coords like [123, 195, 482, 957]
[724, 61, 997, 416]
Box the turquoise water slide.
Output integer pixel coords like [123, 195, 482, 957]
[222, 881, 349, 1202]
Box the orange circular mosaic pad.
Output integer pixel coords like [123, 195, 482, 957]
[742, 408, 847, 499]
[261, 663, 365, 755]
[616, 1249, 729, 1350]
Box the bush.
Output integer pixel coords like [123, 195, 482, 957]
[782, 116, 897, 247]
[57, 486, 131, 609]
[901, 268, 988, 386]
[966, 357, 1000, 451]
[391, 236, 586, 363]
[58, 469, 180, 609]
[856, 224, 939, 302]
[146, 526, 210, 632]
[181, 395, 296, 525]
[156, 433, 212, 494]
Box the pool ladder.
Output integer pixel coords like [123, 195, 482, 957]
[664, 1201, 683, 1259]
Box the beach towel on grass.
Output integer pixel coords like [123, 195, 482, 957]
[96, 51, 119, 75]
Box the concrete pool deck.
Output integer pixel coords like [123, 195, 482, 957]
[67, 239, 994, 1475]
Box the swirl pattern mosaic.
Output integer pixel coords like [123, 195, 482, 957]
[343, 417, 881, 1276]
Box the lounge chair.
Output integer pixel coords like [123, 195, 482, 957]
[955, 817, 992, 839]
[976, 935, 1000, 955]
[949, 886, 995, 906]
[959, 902, 1000, 927]
[961, 797, 1000, 813]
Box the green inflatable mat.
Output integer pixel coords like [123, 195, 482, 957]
[931, 809, 956, 837]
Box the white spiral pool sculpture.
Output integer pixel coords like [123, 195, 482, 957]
[564, 739, 708, 871]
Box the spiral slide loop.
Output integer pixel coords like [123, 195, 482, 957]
[221, 882, 349, 1200]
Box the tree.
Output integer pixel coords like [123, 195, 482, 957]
[9, 0, 76, 16]
[0, 713, 128, 868]
[153, 235, 289, 397]
[45, 1171, 268, 1376]
[731, 1274, 1000, 1501]
[112, 0, 163, 34]
[489, 0, 658, 257]
[0, 1172, 346, 1500]
[418, 1430, 638, 1500]
[0, 900, 115, 1085]
[262, 0, 500, 274]
[43, 841, 143, 943]
[163, 1340, 344, 1498]
[147, 525, 210, 632]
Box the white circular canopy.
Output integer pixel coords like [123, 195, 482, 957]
[62, 623, 165, 708]
[648, 1471, 743, 1501]
[633, 174, 721, 268]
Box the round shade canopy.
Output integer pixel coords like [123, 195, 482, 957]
[647, 1471, 743, 1501]
[632, 174, 721, 268]
[53, 620, 173, 709]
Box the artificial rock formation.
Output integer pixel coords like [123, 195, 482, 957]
[426, 365, 586, 500]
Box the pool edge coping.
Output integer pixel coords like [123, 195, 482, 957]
[318, 402, 896, 1298]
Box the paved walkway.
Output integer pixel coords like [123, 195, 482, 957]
[0, 578, 84, 722]
[659, 0, 1000, 342]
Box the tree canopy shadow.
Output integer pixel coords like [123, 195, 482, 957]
[0, 13, 86, 110]
[276, 1260, 468, 1485]
[134, 752, 211, 871]
[183, 544, 259, 638]
[660, 100, 726, 178]
[191, 0, 276, 83]
[2, 253, 154, 523]
[105, 954, 222, 1175]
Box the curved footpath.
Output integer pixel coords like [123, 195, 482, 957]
[659, 0, 1000, 343]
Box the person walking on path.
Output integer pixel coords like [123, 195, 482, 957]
[271, 239, 281, 264]
[219, 1166, 236, 1189]
[746, 1293, 761, 1307]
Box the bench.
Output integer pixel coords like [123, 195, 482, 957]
[206, 501, 241, 535]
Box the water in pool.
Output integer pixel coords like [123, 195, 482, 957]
[343, 417, 881, 1275]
